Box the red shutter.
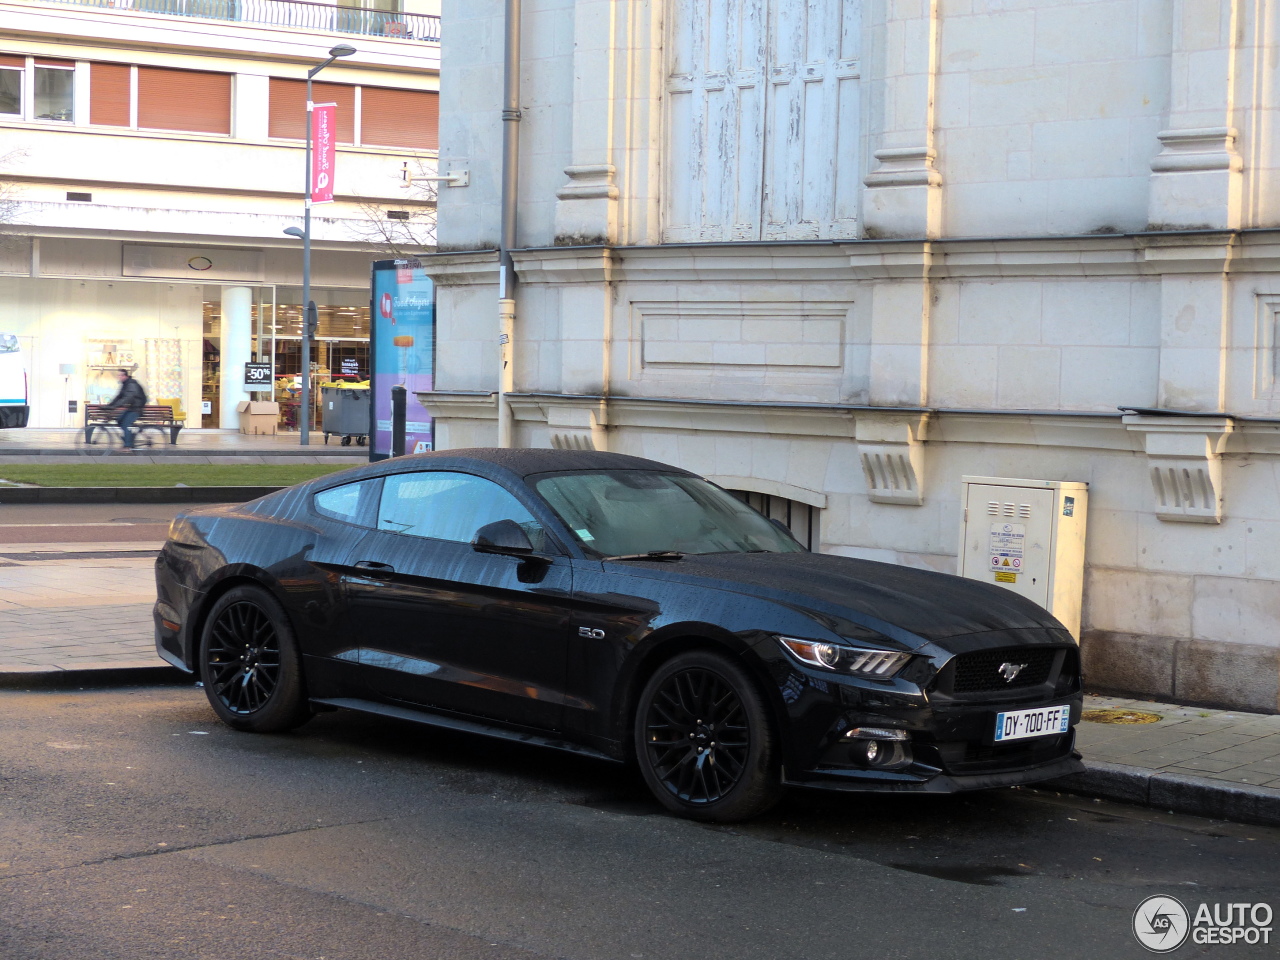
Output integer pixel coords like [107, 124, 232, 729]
[0, 55, 24, 68]
[268, 78, 355, 143]
[137, 67, 230, 134]
[35, 58, 75, 68]
[359, 87, 438, 150]
[90, 63, 131, 127]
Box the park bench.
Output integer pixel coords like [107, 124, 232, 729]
[83, 403, 185, 445]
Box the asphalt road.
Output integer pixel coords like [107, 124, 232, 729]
[0, 503, 203, 544]
[1, 685, 1275, 960]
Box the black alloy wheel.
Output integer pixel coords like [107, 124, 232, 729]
[634, 650, 782, 822]
[198, 585, 310, 733]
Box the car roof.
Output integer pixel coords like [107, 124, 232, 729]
[374, 447, 696, 480]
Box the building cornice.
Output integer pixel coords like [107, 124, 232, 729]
[417, 231, 1280, 285]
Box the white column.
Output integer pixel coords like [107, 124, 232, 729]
[219, 286, 253, 429]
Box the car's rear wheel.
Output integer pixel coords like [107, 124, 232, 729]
[198, 585, 310, 733]
[634, 650, 783, 822]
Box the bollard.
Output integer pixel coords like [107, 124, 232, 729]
[391, 385, 406, 457]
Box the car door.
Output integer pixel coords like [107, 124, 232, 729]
[342, 469, 574, 731]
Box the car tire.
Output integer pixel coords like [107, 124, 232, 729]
[198, 584, 311, 733]
[634, 650, 783, 822]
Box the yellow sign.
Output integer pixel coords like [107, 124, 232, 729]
[995, 571, 1018, 583]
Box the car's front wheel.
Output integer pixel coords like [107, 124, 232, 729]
[198, 585, 310, 733]
[634, 650, 783, 822]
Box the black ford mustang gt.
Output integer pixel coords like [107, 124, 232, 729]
[155, 448, 1084, 821]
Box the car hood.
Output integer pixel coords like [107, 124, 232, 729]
[633, 551, 1065, 646]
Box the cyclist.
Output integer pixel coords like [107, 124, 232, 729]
[107, 368, 147, 452]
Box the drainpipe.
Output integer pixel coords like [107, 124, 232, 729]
[496, 0, 521, 448]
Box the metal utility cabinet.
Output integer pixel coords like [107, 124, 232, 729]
[957, 477, 1089, 639]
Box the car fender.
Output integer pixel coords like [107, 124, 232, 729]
[608, 620, 794, 751]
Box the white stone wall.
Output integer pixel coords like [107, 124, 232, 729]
[423, 1, 1280, 710]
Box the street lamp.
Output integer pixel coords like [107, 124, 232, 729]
[288, 43, 355, 445]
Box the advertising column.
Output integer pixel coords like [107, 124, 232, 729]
[370, 260, 434, 459]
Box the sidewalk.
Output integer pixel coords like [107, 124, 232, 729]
[0, 542, 1277, 826]
[0, 427, 366, 462]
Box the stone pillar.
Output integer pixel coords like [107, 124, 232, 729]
[1147, 0, 1244, 229]
[219, 286, 253, 429]
[861, 0, 942, 240]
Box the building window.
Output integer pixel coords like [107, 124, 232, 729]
[664, 0, 861, 242]
[89, 62, 131, 127]
[34, 60, 74, 122]
[728, 490, 820, 551]
[0, 66, 19, 116]
[0, 55, 75, 122]
[137, 67, 231, 135]
[268, 78, 437, 150]
[268, 79, 357, 143]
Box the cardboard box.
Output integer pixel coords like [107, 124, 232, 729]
[235, 400, 280, 435]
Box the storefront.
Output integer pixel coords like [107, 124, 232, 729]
[0, 253, 371, 432]
[200, 288, 371, 430]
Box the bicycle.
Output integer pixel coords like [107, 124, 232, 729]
[77, 417, 160, 455]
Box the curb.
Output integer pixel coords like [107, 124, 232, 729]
[0, 664, 189, 689]
[1047, 760, 1280, 828]
[0, 486, 283, 504]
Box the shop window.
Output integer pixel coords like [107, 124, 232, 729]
[137, 66, 231, 135]
[34, 59, 74, 122]
[728, 490, 820, 551]
[267, 79, 356, 143]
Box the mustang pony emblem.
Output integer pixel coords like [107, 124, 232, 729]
[998, 662, 1027, 682]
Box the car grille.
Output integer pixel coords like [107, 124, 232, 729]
[930, 733, 1073, 774]
[951, 647, 1057, 693]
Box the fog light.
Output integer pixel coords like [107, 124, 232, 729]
[846, 730, 913, 770]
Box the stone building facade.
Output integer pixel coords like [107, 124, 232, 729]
[422, 0, 1280, 712]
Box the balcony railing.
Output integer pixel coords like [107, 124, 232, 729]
[44, 0, 441, 43]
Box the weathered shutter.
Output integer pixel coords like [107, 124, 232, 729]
[90, 63, 130, 127]
[665, 0, 767, 243]
[359, 87, 438, 149]
[268, 79, 356, 143]
[762, 0, 861, 240]
[664, 0, 860, 242]
[136, 67, 231, 134]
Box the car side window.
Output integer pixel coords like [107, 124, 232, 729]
[377, 471, 547, 550]
[313, 479, 380, 526]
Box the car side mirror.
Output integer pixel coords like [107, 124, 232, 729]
[472, 519, 535, 556]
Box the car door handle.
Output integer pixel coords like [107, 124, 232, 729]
[354, 560, 396, 578]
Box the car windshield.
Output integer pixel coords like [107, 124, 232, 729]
[533, 470, 805, 558]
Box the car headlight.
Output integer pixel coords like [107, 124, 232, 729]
[778, 636, 911, 679]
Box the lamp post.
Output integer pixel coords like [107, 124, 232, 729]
[285, 42, 355, 445]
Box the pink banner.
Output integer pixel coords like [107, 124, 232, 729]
[310, 102, 337, 205]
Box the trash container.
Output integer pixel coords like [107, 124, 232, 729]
[320, 386, 370, 445]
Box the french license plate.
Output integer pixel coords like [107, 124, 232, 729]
[993, 705, 1070, 742]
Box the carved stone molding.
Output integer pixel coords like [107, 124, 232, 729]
[1123, 415, 1235, 523]
[854, 412, 930, 505]
[556, 164, 619, 201]
[863, 147, 941, 189]
[1150, 128, 1241, 174]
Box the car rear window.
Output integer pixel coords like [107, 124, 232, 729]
[313, 479, 379, 525]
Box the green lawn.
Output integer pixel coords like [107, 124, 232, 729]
[0, 463, 356, 487]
